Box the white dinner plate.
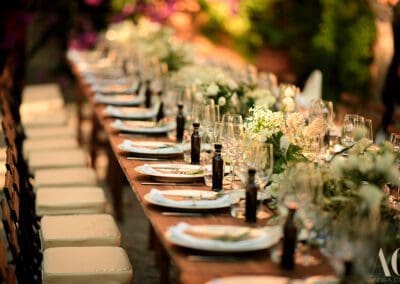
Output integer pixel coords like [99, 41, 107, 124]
[166, 223, 282, 252]
[135, 163, 204, 182]
[94, 93, 144, 106]
[206, 276, 291, 284]
[104, 105, 157, 119]
[111, 119, 176, 134]
[144, 189, 232, 210]
[118, 140, 183, 157]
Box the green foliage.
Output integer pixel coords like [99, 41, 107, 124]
[267, 132, 306, 174]
[199, 0, 376, 101]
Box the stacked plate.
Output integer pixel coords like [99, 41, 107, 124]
[119, 140, 182, 158]
[111, 120, 176, 135]
[166, 223, 282, 252]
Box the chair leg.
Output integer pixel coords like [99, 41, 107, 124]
[154, 233, 170, 284]
[90, 112, 99, 169]
[76, 81, 84, 145]
[106, 144, 125, 221]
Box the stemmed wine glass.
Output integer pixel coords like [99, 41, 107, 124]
[341, 114, 364, 147]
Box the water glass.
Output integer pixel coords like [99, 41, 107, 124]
[364, 119, 373, 143]
[341, 114, 364, 146]
[229, 189, 270, 219]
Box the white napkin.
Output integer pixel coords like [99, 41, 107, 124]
[207, 276, 290, 284]
[301, 69, 322, 101]
[119, 140, 181, 154]
[94, 93, 144, 106]
[149, 189, 230, 207]
[111, 119, 176, 133]
[92, 80, 138, 94]
[104, 105, 158, 119]
[168, 223, 281, 250]
[139, 164, 202, 177]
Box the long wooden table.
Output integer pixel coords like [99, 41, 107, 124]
[69, 62, 335, 284]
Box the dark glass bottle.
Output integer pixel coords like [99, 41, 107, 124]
[122, 59, 129, 75]
[245, 168, 258, 223]
[212, 143, 224, 192]
[135, 71, 142, 94]
[191, 123, 201, 165]
[156, 91, 164, 122]
[340, 260, 354, 284]
[280, 206, 298, 270]
[145, 79, 152, 108]
[176, 104, 185, 143]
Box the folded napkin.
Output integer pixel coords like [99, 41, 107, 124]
[140, 164, 203, 177]
[119, 140, 181, 154]
[207, 276, 290, 284]
[168, 223, 281, 250]
[112, 119, 176, 133]
[92, 80, 138, 94]
[104, 105, 158, 119]
[94, 93, 144, 106]
[149, 189, 230, 207]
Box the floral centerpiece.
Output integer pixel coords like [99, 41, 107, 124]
[196, 73, 251, 115]
[244, 105, 306, 174]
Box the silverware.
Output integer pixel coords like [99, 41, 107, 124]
[161, 212, 208, 217]
[187, 255, 245, 262]
[141, 182, 205, 186]
[127, 157, 164, 161]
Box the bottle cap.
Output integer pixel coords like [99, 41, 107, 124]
[177, 103, 183, 109]
[248, 168, 256, 175]
[214, 143, 222, 151]
[193, 122, 200, 128]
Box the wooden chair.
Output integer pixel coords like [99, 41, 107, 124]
[0, 239, 16, 284]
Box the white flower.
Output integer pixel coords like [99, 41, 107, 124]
[358, 154, 374, 174]
[206, 84, 219, 96]
[245, 106, 284, 138]
[286, 112, 305, 130]
[231, 92, 239, 107]
[283, 85, 295, 97]
[194, 91, 203, 102]
[330, 156, 345, 178]
[375, 152, 395, 174]
[282, 97, 295, 112]
[218, 97, 226, 106]
[303, 117, 328, 137]
[227, 78, 238, 90]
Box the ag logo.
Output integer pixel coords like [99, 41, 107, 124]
[376, 248, 400, 277]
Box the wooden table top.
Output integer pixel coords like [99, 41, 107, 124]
[70, 62, 335, 284]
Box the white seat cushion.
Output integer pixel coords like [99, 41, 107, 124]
[28, 149, 87, 173]
[21, 84, 64, 114]
[25, 126, 76, 140]
[40, 214, 121, 249]
[22, 109, 68, 128]
[43, 247, 132, 284]
[36, 187, 106, 216]
[22, 83, 63, 102]
[23, 137, 78, 157]
[34, 168, 97, 189]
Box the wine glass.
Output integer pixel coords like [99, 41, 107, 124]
[341, 114, 364, 146]
[364, 119, 373, 143]
[222, 113, 243, 126]
[226, 123, 244, 189]
[390, 133, 400, 151]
